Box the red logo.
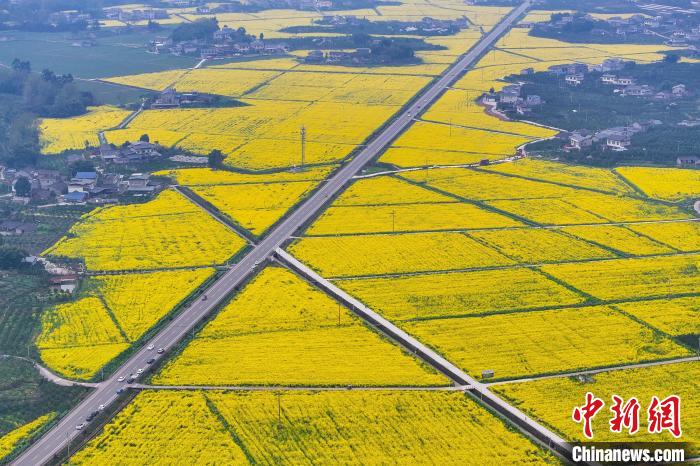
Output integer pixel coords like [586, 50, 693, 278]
[572, 392, 605, 439]
[572, 393, 682, 439]
[648, 395, 682, 438]
[609, 395, 640, 434]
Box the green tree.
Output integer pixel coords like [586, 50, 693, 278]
[0, 247, 27, 269]
[207, 149, 224, 168]
[13, 176, 31, 197]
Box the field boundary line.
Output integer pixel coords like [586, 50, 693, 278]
[486, 356, 700, 386]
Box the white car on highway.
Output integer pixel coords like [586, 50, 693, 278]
[147, 344, 154, 351]
[117, 376, 125, 382]
[75, 423, 85, 430]
[136, 368, 144, 375]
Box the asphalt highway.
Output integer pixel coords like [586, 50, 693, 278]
[14, 3, 531, 464]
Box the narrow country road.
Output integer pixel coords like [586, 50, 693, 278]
[14, 3, 537, 464]
[1, 355, 99, 388]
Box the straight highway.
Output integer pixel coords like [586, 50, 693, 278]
[14, 3, 533, 464]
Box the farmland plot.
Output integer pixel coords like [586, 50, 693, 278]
[153, 266, 444, 386]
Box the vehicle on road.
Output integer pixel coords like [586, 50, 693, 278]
[127, 376, 135, 384]
[75, 423, 85, 430]
[136, 368, 144, 375]
[86, 411, 99, 422]
[98, 404, 105, 411]
[146, 358, 155, 364]
[254, 259, 263, 267]
[117, 376, 125, 382]
[157, 348, 164, 354]
[147, 344, 154, 351]
[202, 295, 207, 301]
[116, 388, 125, 394]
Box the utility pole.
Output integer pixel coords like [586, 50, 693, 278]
[300, 126, 306, 170]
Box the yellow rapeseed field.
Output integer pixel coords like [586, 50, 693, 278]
[104, 127, 188, 148]
[37, 296, 125, 349]
[467, 228, 616, 263]
[73, 390, 556, 465]
[207, 390, 558, 464]
[306, 202, 522, 235]
[225, 137, 353, 169]
[488, 193, 691, 226]
[192, 181, 317, 235]
[37, 297, 129, 379]
[393, 122, 533, 155]
[483, 159, 637, 195]
[288, 232, 514, 277]
[400, 167, 577, 201]
[174, 68, 282, 96]
[248, 72, 430, 106]
[337, 267, 585, 321]
[614, 296, 700, 336]
[94, 268, 214, 340]
[542, 255, 700, 300]
[486, 198, 606, 225]
[566, 193, 692, 222]
[43, 190, 246, 271]
[403, 306, 689, 380]
[379, 147, 488, 167]
[154, 166, 334, 186]
[153, 266, 444, 386]
[106, 68, 280, 96]
[628, 221, 700, 252]
[37, 268, 213, 379]
[334, 176, 453, 205]
[104, 98, 398, 169]
[493, 362, 699, 449]
[562, 224, 677, 256]
[104, 69, 189, 91]
[39, 106, 131, 154]
[70, 391, 249, 465]
[0, 413, 55, 461]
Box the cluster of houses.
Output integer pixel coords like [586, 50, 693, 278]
[546, 58, 630, 85]
[103, 7, 169, 23]
[525, 12, 700, 47]
[567, 120, 662, 153]
[542, 59, 693, 103]
[0, 163, 160, 205]
[95, 141, 162, 165]
[48, 10, 95, 26]
[1, 168, 68, 204]
[482, 82, 544, 115]
[149, 28, 288, 59]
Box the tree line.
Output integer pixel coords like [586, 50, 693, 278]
[0, 59, 95, 167]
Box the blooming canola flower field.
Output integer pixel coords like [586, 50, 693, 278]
[72, 390, 557, 465]
[37, 268, 214, 379]
[43, 189, 246, 271]
[29, 2, 700, 462]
